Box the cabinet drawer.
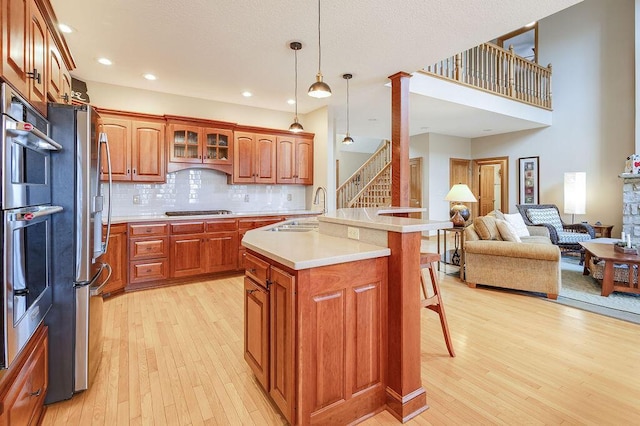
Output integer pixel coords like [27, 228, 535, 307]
[129, 237, 168, 260]
[129, 259, 169, 283]
[129, 223, 168, 237]
[245, 252, 270, 287]
[206, 219, 238, 232]
[170, 222, 205, 234]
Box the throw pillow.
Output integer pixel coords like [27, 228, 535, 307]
[473, 216, 502, 240]
[487, 209, 506, 221]
[526, 208, 563, 233]
[504, 213, 530, 237]
[496, 219, 522, 242]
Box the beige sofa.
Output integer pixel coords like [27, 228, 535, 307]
[464, 214, 562, 299]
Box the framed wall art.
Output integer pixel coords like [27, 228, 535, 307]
[518, 156, 539, 205]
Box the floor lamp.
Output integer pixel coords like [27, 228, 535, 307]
[564, 172, 586, 224]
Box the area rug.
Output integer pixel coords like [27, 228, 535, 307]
[558, 256, 640, 324]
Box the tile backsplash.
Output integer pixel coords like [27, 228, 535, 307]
[105, 169, 308, 216]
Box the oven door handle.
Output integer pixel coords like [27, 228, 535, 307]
[7, 205, 63, 221]
[89, 263, 112, 297]
[6, 121, 62, 151]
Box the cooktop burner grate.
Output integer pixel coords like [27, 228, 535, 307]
[165, 210, 233, 216]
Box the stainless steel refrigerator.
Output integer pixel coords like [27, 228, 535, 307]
[46, 103, 112, 403]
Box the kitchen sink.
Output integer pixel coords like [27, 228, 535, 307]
[268, 219, 319, 232]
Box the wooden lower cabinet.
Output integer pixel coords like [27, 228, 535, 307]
[99, 224, 128, 296]
[128, 223, 169, 287]
[244, 252, 387, 425]
[0, 324, 48, 426]
[244, 277, 269, 390]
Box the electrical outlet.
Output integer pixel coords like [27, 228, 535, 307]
[244, 194, 250, 202]
[347, 226, 360, 240]
[287, 193, 292, 201]
[133, 195, 140, 204]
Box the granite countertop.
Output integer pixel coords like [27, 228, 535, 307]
[242, 207, 452, 270]
[108, 209, 320, 224]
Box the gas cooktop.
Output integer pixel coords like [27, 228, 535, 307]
[165, 209, 233, 216]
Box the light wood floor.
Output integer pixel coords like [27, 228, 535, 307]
[43, 239, 640, 425]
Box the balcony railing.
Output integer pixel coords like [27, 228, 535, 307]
[422, 43, 552, 109]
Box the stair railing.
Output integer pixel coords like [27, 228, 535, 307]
[348, 163, 392, 208]
[336, 140, 391, 208]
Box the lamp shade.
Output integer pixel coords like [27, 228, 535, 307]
[564, 172, 586, 214]
[445, 184, 477, 203]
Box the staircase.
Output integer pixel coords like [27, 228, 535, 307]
[336, 140, 392, 208]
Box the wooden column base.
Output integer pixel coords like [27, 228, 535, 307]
[385, 387, 429, 422]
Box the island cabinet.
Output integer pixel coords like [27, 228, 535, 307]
[169, 219, 238, 278]
[237, 216, 285, 270]
[276, 135, 313, 185]
[244, 251, 388, 425]
[232, 131, 277, 184]
[98, 223, 128, 296]
[127, 222, 169, 289]
[166, 117, 233, 175]
[98, 112, 166, 183]
[0, 324, 48, 426]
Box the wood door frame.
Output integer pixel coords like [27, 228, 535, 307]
[409, 157, 423, 219]
[471, 157, 509, 218]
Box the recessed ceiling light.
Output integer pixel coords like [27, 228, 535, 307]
[58, 23, 73, 33]
[287, 99, 295, 105]
[97, 57, 112, 66]
[525, 21, 536, 28]
[242, 91, 253, 97]
[143, 73, 157, 81]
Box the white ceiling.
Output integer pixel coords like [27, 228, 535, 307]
[50, 0, 580, 144]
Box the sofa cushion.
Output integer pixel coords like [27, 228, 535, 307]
[504, 213, 530, 237]
[487, 209, 506, 221]
[496, 219, 522, 242]
[557, 231, 592, 243]
[473, 216, 502, 240]
[527, 208, 564, 234]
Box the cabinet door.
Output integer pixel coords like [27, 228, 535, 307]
[169, 125, 202, 163]
[295, 136, 314, 185]
[100, 224, 128, 296]
[204, 231, 238, 273]
[203, 128, 232, 165]
[28, 0, 47, 115]
[270, 266, 296, 423]
[100, 118, 132, 181]
[1, 0, 29, 96]
[47, 31, 62, 102]
[170, 235, 205, 278]
[244, 277, 269, 391]
[255, 134, 277, 184]
[276, 136, 296, 184]
[233, 132, 255, 183]
[131, 121, 165, 182]
[60, 67, 71, 104]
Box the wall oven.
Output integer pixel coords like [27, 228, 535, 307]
[1, 83, 62, 370]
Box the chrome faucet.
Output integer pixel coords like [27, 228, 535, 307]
[313, 186, 327, 214]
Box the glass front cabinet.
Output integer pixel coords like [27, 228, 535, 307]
[167, 121, 233, 172]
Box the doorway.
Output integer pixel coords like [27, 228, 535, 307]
[409, 157, 423, 219]
[472, 157, 509, 217]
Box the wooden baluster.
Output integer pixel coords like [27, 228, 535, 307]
[508, 45, 515, 98]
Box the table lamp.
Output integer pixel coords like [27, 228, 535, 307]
[445, 183, 477, 227]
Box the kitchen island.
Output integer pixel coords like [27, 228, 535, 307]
[242, 208, 452, 424]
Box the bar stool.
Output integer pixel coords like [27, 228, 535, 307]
[419, 252, 455, 357]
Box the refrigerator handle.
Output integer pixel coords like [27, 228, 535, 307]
[99, 132, 113, 254]
[89, 263, 112, 297]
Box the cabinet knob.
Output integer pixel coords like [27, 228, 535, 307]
[30, 389, 42, 397]
[133, 168, 137, 174]
[247, 289, 257, 295]
[248, 268, 256, 274]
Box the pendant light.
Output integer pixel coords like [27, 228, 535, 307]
[308, 0, 331, 98]
[289, 42, 304, 133]
[342, 73, 354, 145]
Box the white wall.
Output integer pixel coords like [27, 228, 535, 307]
[305, 106, 332, 211]
[336, 151, 373, 184]
[471, 0, 634, 236]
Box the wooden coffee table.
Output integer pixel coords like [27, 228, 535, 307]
[580, 240, 640, 297]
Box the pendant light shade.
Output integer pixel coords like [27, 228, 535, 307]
[289, 42, 304, 133]
[342, 73, 354, 145]
[308, 0, 331, 98]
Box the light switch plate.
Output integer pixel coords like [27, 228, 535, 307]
[347, 227, 360, 240]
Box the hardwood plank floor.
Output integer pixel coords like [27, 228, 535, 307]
[43, 239, 640, 425]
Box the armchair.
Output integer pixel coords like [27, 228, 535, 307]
[516, 204, 595, 264]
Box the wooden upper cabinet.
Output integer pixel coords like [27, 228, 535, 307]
[203, 128, 232, 164]
[131, 121, 165, 182]
[28, 0, 47, 114]
[47, 30, 71, 104]
[167, 121, 233, 174]
[233, 131, 276, 184]
[99, 113, 165, 183]
[276, 135, 313, 185]
[2, 0, 30, 97]
[100, 117, 131, 181]
[168, 124, 202, 164]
